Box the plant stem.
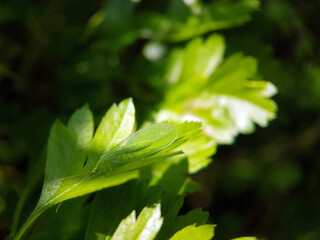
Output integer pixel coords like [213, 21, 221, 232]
[14, 206, 46, 240]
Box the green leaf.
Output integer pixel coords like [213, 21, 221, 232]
[45, 104, 93, 183]
[38, 98, 137, 207]
[155, 35, 277, 145]
[112, 204, 163, 240]
[197, 53, 277, 143]
[163, 35, 225, 95]
[172, 208, 209, 233]
[169, 224, 215, 240]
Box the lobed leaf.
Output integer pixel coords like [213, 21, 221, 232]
[155, 34, 277, 147]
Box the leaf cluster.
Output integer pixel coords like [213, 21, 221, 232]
[0, 1, 280, 240]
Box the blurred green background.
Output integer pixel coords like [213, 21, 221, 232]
[0, 0, 319, 239]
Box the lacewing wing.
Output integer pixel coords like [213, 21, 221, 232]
[93, 123, 178, 173]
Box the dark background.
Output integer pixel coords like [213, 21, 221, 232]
[1, 0, 320, 239]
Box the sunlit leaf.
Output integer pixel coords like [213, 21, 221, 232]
[169, 224, 215, 240]
[112, 204, 163, 240]
[155, 35, 277, 145]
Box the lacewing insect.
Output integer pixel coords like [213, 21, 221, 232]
[92, 123, 178, 174]
[45, 123, 178, 187]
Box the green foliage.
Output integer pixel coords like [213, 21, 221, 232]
[13, 99, 206, 240]
[0, 0, 287, 239]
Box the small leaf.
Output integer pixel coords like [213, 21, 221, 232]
[169, 224, 215, 240]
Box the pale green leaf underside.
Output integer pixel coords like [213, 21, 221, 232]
[156, 34, 277, 146]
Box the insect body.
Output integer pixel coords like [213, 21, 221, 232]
[93, 123, 178, 175]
